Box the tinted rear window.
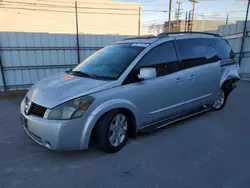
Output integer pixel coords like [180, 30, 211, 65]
[176, 38, 219, 69]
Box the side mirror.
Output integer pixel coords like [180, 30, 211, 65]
[138, 67, 157, 80]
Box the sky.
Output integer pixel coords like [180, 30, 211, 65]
[116, 0, 247, 25]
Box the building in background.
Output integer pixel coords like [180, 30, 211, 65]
[141, 24, 164, 35]
[0, 0, 140, 35]
[164, 20, 234, 32]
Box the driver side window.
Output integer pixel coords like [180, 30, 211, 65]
[123, 41, 179, 85]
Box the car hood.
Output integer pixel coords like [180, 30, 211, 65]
[26, 72, 114, 108]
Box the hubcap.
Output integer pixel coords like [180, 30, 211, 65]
[109, 114, 128, 147]
[213, 90, 225, 109]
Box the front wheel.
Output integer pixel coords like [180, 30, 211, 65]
[212, 89, 227, 110]
[95, 110, 128, 153]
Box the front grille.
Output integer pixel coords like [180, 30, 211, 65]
[30, 103, 47, 117]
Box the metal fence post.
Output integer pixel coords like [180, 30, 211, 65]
[185, 11, 188, 32]
[0, 52, 7, 91]
[239, 0, 250, 65]
[138, 7, 141, 36]
[75, 1, 80, 64]
[226, 14, 229, 25]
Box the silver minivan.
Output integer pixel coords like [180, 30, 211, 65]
[20, 32, 240, 152]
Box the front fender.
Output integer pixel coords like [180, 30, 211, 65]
[79, 99, 139, 149]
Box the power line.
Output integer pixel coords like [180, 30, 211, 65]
[1, 9, 142, 30]
[2, 9, 75, 23]
[34, 0, 75, 3]
[1, 1, 174, 13]
[4, 8, 186, 26]
[3, 0, 136, 6]
[1, 5, 243, 20]
[0, 6, 139, 15]
[31, 0, 167, 7]
[1, 1, 139, 11]
[1, 1, 176, 13]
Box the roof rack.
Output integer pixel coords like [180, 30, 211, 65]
[157, 32, 220, 38]
[122, 35, 156, 41]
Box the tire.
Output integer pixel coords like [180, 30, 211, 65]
[95, 110, 129, 153]
[212, 88, 227, 111]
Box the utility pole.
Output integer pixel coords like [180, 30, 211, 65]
[175, 0, 182, 21]
[138, 7, 141, 36]
[75, 1, 80, 64]
[202, 0, 207, 31]
[168, 0, 172, 32]
[187, 10, 192, 31]
[239, 0, 250, 65]
[189, 0, 198, 31]
[185, 11, 188, 32]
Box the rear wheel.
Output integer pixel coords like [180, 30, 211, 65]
[95, 110, 128, 153]
[212, 89, 227, 110]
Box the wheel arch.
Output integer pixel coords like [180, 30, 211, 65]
[221, 78, 240, 96]
[80, 99, 139, 149]
[220, 63, 240, 89]
[91, 108, 137, 140]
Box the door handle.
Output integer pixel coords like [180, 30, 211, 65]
[188, 74, 196, 81]
[176, 78, 183, 84]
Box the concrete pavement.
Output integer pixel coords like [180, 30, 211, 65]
[0, 81, 250, 188]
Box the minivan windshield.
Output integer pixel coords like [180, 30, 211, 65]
[72, 43, 145, 80]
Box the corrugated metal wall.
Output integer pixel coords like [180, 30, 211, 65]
[1, 24, 249, 92]
[0, 32, 129, 91]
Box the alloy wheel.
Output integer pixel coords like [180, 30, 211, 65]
[213, 90, 225, 109]
[108, 113, 128, 147]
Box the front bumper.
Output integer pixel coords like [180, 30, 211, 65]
[20, 99, 91, 151]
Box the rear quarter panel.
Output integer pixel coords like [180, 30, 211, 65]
[220, 63, 240, 87]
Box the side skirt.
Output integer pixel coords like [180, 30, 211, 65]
[139, 107, 211, 133]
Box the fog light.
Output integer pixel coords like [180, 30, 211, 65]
[44, 141, 51, 149]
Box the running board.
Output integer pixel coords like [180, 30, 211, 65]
[140, 107, 211, 133]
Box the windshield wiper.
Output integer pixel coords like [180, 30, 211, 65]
[66, 70, 115, 80]
[68, 70, 108, 80]
[69, 70, 93, 78]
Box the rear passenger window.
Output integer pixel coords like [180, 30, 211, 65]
[176, 38, 219, 69]
[136, 42, 179, 77]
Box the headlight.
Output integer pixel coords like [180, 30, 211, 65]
[47, 96, 95, 120]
